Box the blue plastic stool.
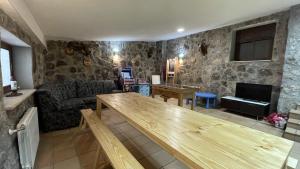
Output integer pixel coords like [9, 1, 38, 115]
[194, 92, 217, 109]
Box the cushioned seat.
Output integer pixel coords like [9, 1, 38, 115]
[57, 98, 85, 111]
[81, 96, 96, 104]
[36, 80, 116, 132]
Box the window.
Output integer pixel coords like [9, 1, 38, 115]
[1, 42, 13, 93]
[233, 23, 276, 61]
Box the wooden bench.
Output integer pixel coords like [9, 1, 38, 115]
[80, 109, 144, 169]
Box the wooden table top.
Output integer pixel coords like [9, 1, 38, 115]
[152, 84, 195, 93]
[98, 93, 294, 169]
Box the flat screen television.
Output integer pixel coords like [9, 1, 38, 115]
[235, 83, 272, 102]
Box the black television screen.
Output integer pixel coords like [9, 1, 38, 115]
[235, 83, 272, 102]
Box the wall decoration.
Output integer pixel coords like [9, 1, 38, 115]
[166, 57, 179, 84]
[65, 47, 74, 55]
[83, 55, 92, 66]
[64, 41, 97, 67]
[200, 40, 208, 56]
[65, 41, 93, 56]
[147, 47, 154, 58]
[168, 59, 176, 72]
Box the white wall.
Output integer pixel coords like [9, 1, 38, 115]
[12, 46, 34, 89]
[7, 0, 46, 46]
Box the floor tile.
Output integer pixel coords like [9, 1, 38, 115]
[35, 148, 53, 168]
[52, 133, 74, 143]
[78, 150, 97, 168]
[131, 135, 152, 147]
[38, 141, 53, 153]
[36, 166, 53, 169]
[53, 147, 76, 163]
[124, 129, 143, 139]
[139, 141, 162, 156]
[162, 160, 189, 169]
[251, 123, 279, 135]
[53, 157, 81, 169]
[109, 127, 122, 135]
[145, 150, 175, 168]
[128, 146, 146, 160]
[53, 139, 74, 152]
[51, 129, 71, 137]
[290, 142, 300, 158]
[122, 139, 136, 150]
[114, 132, 128, 142]
[36, 97, 298, 169]
[73, 132, 97, 155]
[138, 157, 159, 169]
[118, 123, 135, 133]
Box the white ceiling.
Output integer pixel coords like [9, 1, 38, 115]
[24, 0, 300, 41]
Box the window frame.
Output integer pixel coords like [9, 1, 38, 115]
[230, 21, 277, 62]
[1, 41, 13, 94]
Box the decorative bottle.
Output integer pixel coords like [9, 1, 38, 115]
[10, 76, 18, 92]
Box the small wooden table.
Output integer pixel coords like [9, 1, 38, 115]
[97, 93, 294, 169]
[151, 84, 195, 110]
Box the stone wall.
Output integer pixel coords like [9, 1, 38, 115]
[278, 5, 300, 113]
[166, 11, 289, 112]
[0, 9, 44, 169]
[45, 41, 163, 82]
[0, 96, 34, 169]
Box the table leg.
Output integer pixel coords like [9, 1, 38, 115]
[194, 96, 197, 107]
[164, 97, 168, 102]
[96, 98, 102, 119]
[79, 116, 87, 129]
[178, 95, 183, 107]
[213, 98, 216, 108]
[191, 96, 194, 110]
[206, 98, 210, 109]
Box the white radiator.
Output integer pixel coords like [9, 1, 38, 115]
[17, 107, 40, 169]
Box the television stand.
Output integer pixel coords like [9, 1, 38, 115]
[221, 96, 270, 119]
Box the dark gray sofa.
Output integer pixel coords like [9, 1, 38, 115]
[36, 80, 116, 132]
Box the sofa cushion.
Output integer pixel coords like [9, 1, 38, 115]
[40, 83, 64, 101]
[41, 81, 77, 101]
[76, 80, 94, 97]
[76, 80, 104, 97]
[93, 81, 104, 95]
[57, 98, 85, 111]
[81, 96, 96, 104]
[103, 80, 116, 94]
[62, 80, 77, 99]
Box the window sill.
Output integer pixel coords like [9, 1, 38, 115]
[230, 60, 273, 63]
[4, 89, 36, 111]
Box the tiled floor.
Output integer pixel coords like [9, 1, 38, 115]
[35, 97, 300, 169]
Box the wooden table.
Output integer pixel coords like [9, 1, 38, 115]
[152, 84, 195, 110]
[97, 93, 294, 169]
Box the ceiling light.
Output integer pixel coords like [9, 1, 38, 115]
[177, 28, 185, 33]
[113, 54, 120, 63]
[179, 53, 184, 58]
[113, 47, 120, 53]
